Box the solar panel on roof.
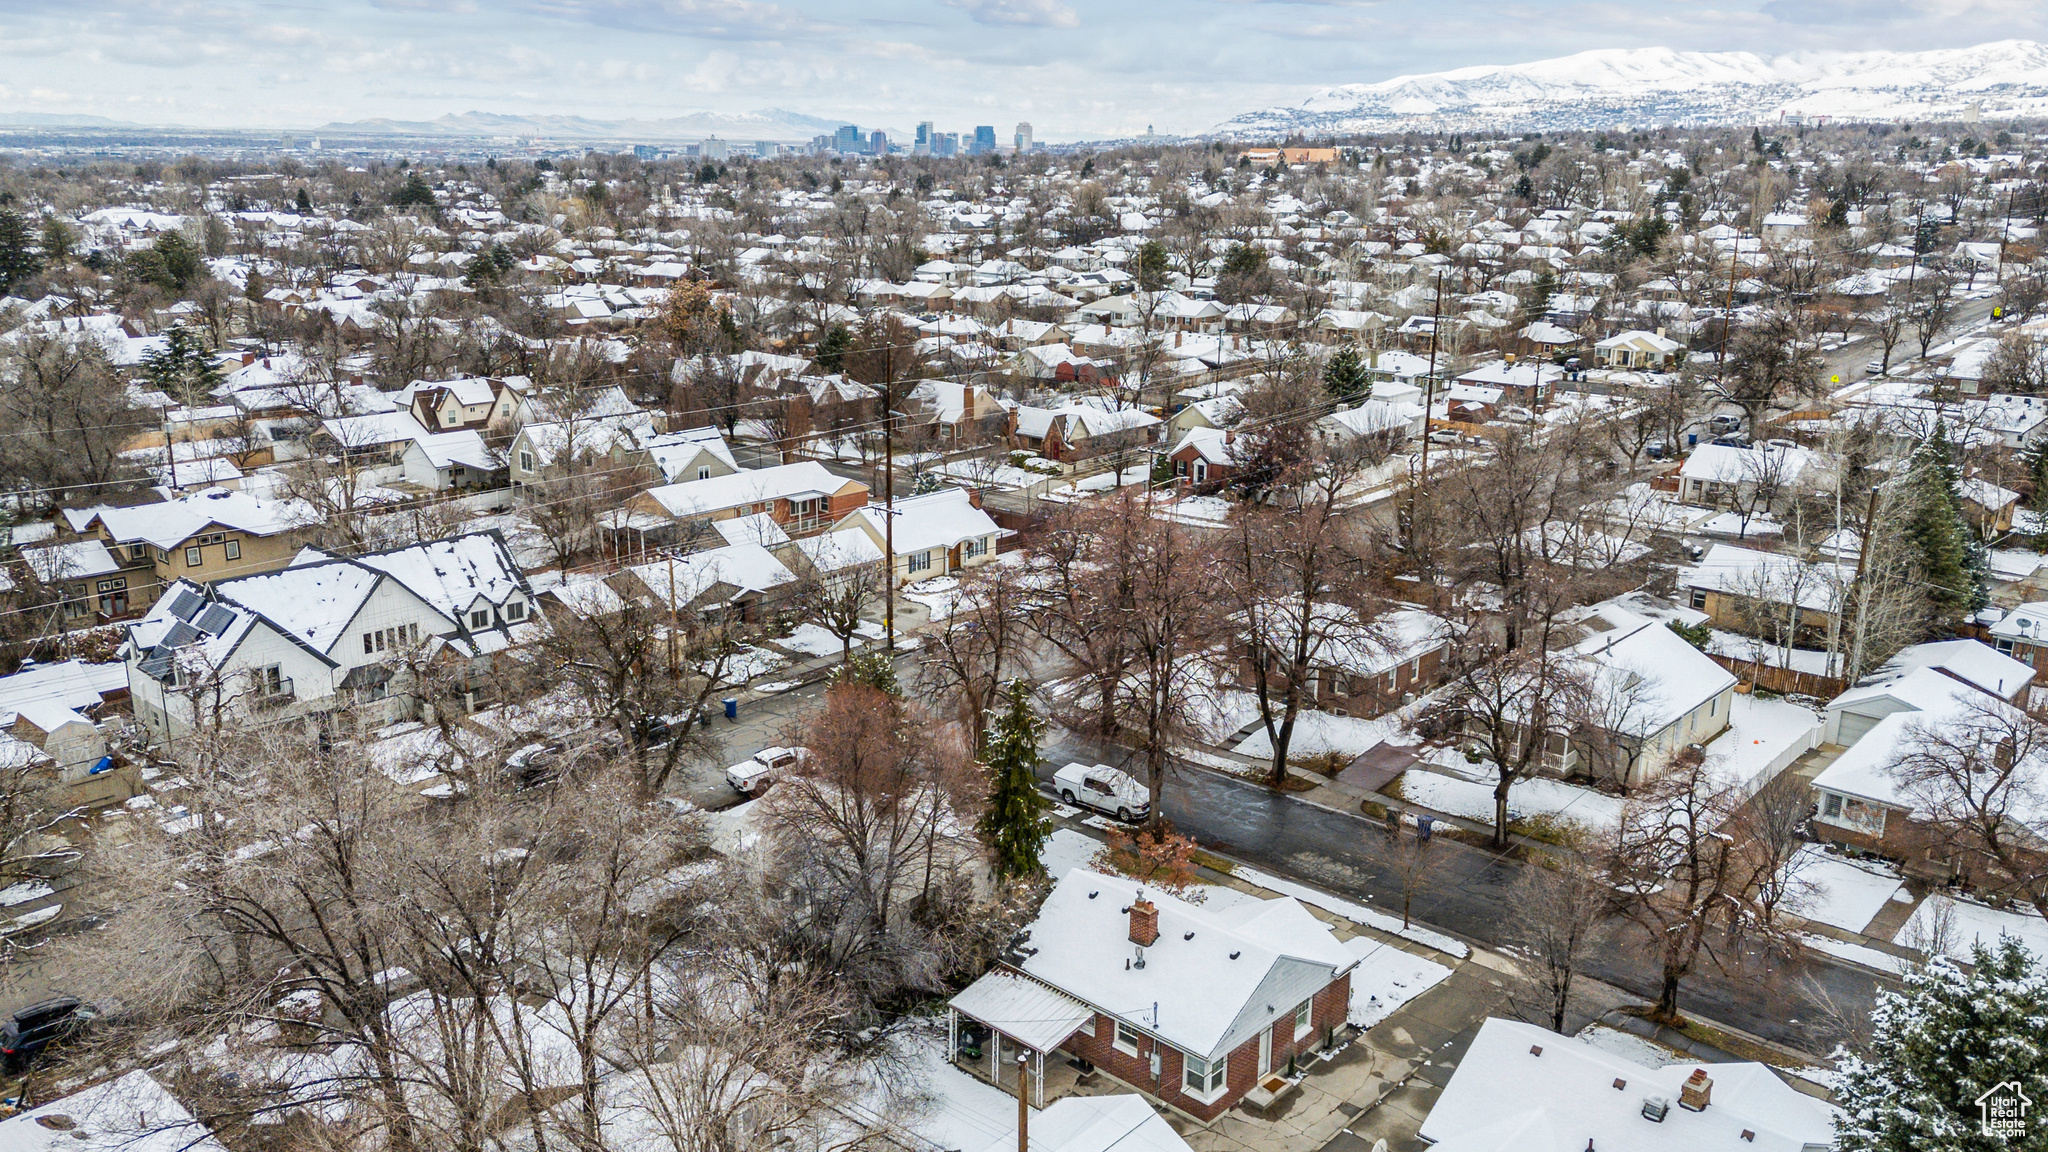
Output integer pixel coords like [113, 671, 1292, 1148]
[137, 653, 172, 681]
[159, 621, 200, 650]
[167, 589, 203, 621]
[195, 604, 236, 635]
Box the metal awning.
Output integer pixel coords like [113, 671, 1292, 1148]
[948, 969, 1092, 1053]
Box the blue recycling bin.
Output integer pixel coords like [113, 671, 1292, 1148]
[723, 697, 738, 721]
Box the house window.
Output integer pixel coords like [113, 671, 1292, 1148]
[185, 547, 203, 567]
[519, 451, 535, 473]
[1689, 589, 1708, 610]
[224, 540, 241, 561]
[505, 601, 526, 622]
[471, 609, 491, 629]
[364, 632, 376, 654]
[697, 466, 712, 480]
[1822, 792, 1843, 818]
[255, 665, 284, 696]
[129, 544, 148, 562]
[1708, 695, 1717, 718]
[1294, 1000, 1312, 1038]
[1997, 638, 2016, 655]
[908, 551, 933, 574]
[1182, 1051, 1226, 1101]
[1113, 1020, 1142, 1056]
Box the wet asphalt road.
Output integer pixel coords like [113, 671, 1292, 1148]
[1041, 731, 1878, 1058]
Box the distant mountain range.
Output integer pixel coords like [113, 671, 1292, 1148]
[0, 112, 142, 128]
[310, 109, 880, 143]
[1217, 40, 2048, 137]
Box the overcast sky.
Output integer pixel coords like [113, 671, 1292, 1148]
[0, 0, 2039, 139]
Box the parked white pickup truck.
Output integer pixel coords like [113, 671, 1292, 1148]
[725, 746, 807, 795]
[1052, 762, 1149, 822]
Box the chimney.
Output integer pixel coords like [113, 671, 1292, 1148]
[1175, 330, 1183, 348]
[1129, 898, 1159, 947]
[1679, 1068, 1713, 1112]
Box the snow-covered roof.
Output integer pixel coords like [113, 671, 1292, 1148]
[1677, 442, 1815, 486]
[1863, 638, 2032, 702]
[1003, 868, 1354, 1063]
[0, 1070, 227, 1152]
[67, 487, 317, 550]
[642, 461, 858, 519]
[951, 969, 1096, 1052]
[0, 659, 127, 727]
[1418, 1018, 1835, 1152]
[969, 1094, 1193, 1152]
[1814, 668, 2016, 815]
[1570, 603, 1736, 737]
[839, 487, 997, 556]
[21, 540, 122, 582]
[628, 543, 797, 606]
[1678, 544, 1847, 614]
[345, 532, 533, 623]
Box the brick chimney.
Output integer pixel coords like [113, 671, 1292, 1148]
[1678, 1068, 1713, 1112]
[1129, 898, 1159, 947]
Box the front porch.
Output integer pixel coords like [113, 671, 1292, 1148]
[946, 969, 1094, 1110]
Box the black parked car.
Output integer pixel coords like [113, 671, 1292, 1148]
[1, 997, 92, 1073]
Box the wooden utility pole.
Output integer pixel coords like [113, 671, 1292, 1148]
[883, 397, 896, 652]
[1843, 484, 1883, 683]
[1015, 1052, 1030, 1152]
[1407, 270, 1446, 556]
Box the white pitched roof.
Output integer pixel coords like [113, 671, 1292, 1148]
[1005, 869, 1353, 1063]
[643, 461, 852, 519]
[0, 1070, 227, 1152]
[1419, 1018, 1836, 1152]
[841, 487, 997, 555]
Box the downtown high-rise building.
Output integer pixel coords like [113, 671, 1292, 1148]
[970, 125, 997, 155]
[1014, 122, 1033, 152]
[833, 124, 861, 153]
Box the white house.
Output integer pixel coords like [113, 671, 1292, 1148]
[832, 487, 1001, 586]
[1419, 1018, 1837, 1152]
[123, 532, 539, 739]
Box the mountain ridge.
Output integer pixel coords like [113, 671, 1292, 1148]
[1218, 40, 2048, 137]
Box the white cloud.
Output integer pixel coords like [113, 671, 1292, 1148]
[942, 0, 1079, 29]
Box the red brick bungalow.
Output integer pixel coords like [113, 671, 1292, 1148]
[947, 869, 1357, 1122]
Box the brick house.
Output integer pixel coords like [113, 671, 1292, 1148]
[947, 869, 1357, 1123]
[1007, 403, 1162, 464]
[1166, 426, 1246, 489]
[626, 462, 869, 542]
[1236, 605, 1455, 719]
[1810, 642, 2040, 880]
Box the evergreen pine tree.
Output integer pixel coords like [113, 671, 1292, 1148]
[1899, 424, 1987, 626]
[815, 324, 853, 373]
[0, 209, 42, 293]
[295, 187, 314, 214]
[1835, 938, 2048, 1152]
[833, 651, 900, 697]
[977, 680, 1051, 881]
[1324, 346, 1372, 404]
[2028, 440, 2048, 521]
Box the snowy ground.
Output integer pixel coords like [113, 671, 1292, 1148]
[775, 621, 886, 658]
[1573, 1024, 1692, 1068]
[904, 576, 965, 620]
[1790, 847, 1904, 935]
[1897, 894, 2048, 961]
[1392, 770, 1625, 835]
[726, 646, 791, 682]
[880, 1025, 1026, 1152]
[1232, 710, 1408, 761]
[1155, 495, 1233, 527]
[1800, 933, 1911, 977]
[1706, 632, 1836, 678]
[1345, 938, 1453, 1029]
[1700, 695, 1822, 796]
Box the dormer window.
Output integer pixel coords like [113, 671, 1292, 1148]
[504, 601, 526, 622]
[470, 609, 491, 629]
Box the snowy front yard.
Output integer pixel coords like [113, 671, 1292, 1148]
[1391, 769, 1625, 835]
[1897, 894, 2048, 961]
[1231, 710, 1409, 760]
[1790, 847, 1906, 936]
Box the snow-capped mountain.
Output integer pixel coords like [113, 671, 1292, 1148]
[1217, 41, 2048, 137]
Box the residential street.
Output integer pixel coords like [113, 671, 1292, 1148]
[1038, 730, 1878, 1058]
